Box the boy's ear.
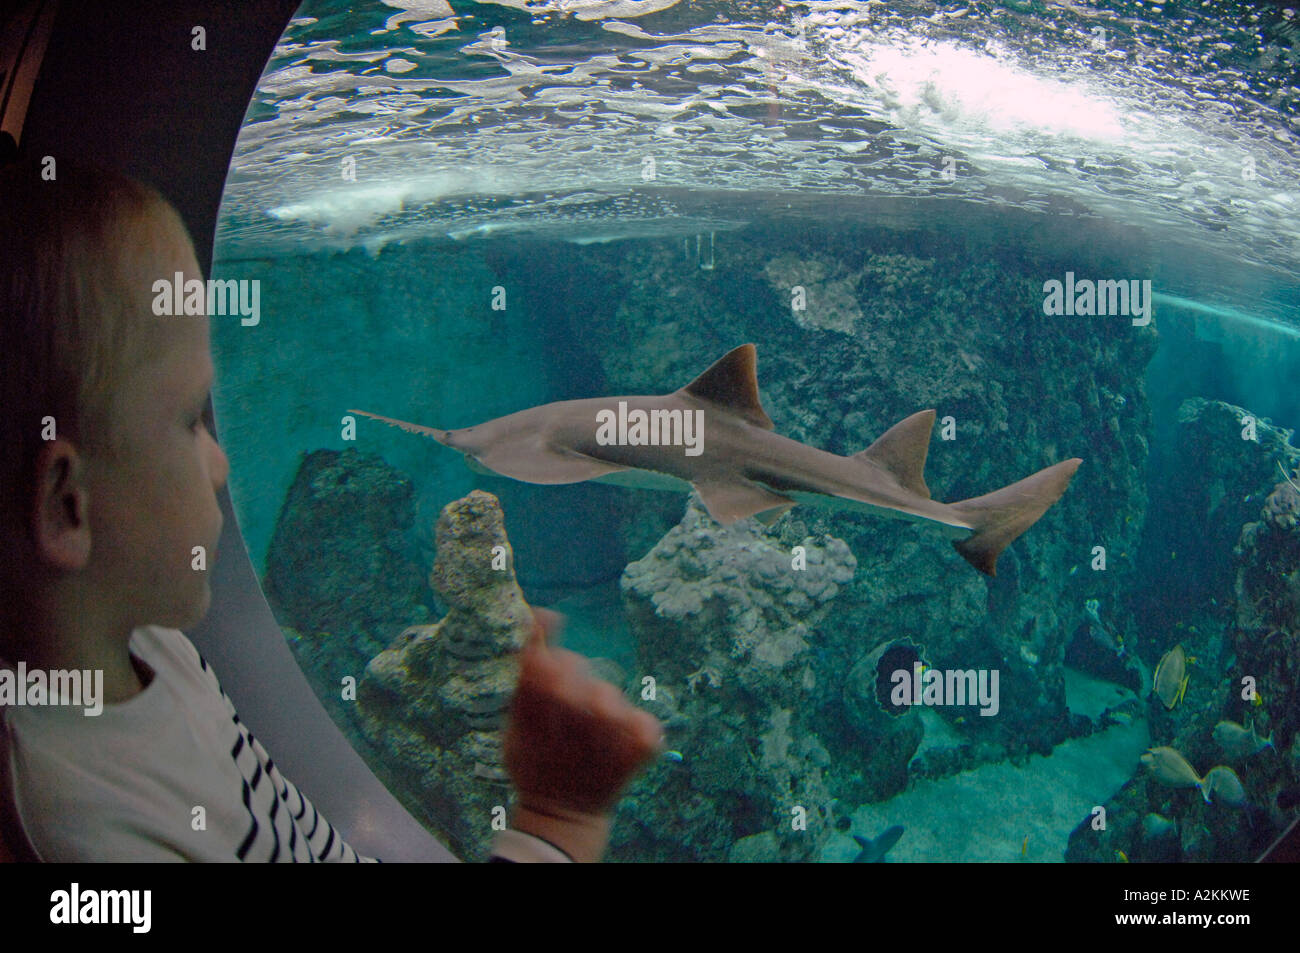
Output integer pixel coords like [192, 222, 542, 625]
[29, 441, 93, 571]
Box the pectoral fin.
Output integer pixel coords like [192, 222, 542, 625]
[693, 478, 794, 525]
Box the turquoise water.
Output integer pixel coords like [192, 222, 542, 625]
[211, 0, 1300, 862]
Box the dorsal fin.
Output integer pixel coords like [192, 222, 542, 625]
[853, 410, 935, 499]
[677, 344, 774, 430]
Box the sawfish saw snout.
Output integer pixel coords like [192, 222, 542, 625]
[346, 409, 458, 450]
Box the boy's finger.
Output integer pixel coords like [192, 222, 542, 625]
[527, 606, 565, 650]
[631, 709, 666, 755]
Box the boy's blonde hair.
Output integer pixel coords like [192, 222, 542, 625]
[0, 160, 186, 539]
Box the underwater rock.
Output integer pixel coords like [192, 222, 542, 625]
[728, 830, 781, 863]
[615, 493, 853, 861]
[264, 448, 427, 643]
[1149, 398, 1297, 600]
[263, 447, 429, 707]
[841, 641, 926, 801]
[762, 252, 863, 334]
[1261, 474, 1300, 530]
[356, 490, 533, 861]
[1227, 465, 1300, 836]
[622, 494, 856, 688]
[1235, 476, 1300, 644]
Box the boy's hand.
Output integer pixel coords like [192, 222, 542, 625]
[503, 607, 662, 861]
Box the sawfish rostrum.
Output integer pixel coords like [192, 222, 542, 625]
[351, 344, 1082, 576]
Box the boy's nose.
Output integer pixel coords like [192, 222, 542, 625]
[209, 432, 229, 491]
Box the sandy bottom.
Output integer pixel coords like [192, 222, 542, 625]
[822, 667, 1149, 862]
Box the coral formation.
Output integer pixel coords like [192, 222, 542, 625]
[614, 494, 855, 861]
[356, 490, 535, 860]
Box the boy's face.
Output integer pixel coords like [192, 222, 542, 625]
[84, 233, 229, 632]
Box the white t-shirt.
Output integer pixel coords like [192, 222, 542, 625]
[0, 625, 373, 862]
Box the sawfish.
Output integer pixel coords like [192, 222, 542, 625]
[350, 344, 1081, 575]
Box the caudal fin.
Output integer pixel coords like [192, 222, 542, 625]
[949, 458, 1082, 576]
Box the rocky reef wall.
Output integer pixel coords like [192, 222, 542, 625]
[1067, 399, 1300, 862]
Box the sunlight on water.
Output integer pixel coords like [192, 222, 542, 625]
[216, 0, 1300, 290]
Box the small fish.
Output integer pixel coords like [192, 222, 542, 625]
[1021, 835, 1029, 858]
[1251, 690, 1264, 709]
[1115, 849, 1129, 863]
[1202, 765, 1247, 807]
[1141, 746, 1203, 790]
[1083, 600, 1126, 657]
[1212, 719, 1274, 760]
[1153, 644, 1189, 710]
[664, 750, 684, 763]
[852, 825, 905, 863]
[1088, 623, 1126, 659]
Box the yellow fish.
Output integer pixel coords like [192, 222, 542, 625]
[1115, 849, 1129, 863]
[1251, 690, 1264, 708]
[1141, 746, 1203, 790]
[1153, 644, 1189, 710]
[1021, 835, 1029, 858]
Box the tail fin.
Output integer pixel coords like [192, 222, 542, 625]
[949, 458, 1082, 576]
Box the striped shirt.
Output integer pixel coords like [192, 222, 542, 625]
[0, 626, 373, 862]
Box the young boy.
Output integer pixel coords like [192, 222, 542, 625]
[0, 159, 660, 862]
